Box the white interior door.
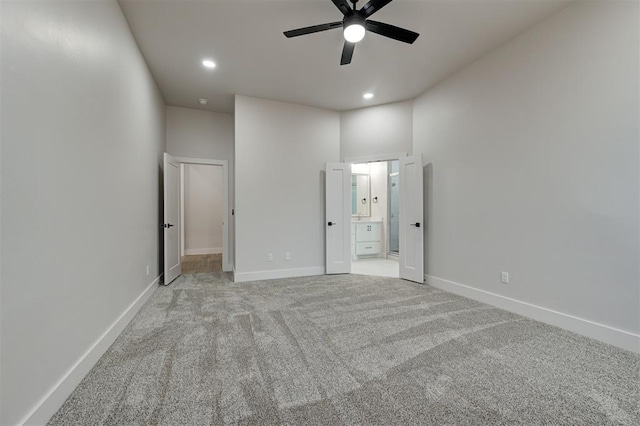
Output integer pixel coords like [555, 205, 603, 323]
[325, 162, 351, 274]
[163, 153, 181, 284]
[399, 155, 424, 283]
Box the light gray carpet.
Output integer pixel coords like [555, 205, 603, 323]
[49, 273, 640, 425]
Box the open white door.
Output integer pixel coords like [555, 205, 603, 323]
[163, 153, 181, 284]
[399, 155, 424, 283]
[325, 163, 351, 274]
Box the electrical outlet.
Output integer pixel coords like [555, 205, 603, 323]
[285, 252, 291, 260]
[268, 253, 274, 262]
[146, 265, 150, 276]
[501, 271, 509, 284]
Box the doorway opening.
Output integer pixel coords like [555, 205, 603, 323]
[180, 163, 224, 273]
[163, 153, 231, 285]
[325, 152, 423, 283]
[349, 159, 400, 278]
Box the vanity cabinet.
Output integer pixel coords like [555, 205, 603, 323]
[353, 222, 382, 257]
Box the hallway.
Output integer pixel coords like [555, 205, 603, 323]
[180, 254, 222, 274]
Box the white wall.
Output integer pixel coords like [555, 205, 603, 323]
[341, 100, 413, 160]
[369, 162, 389, 257]
[184, 164, 223, 254]
[0, 1, 166, 424]
[234, 95, 340, 281]
[166, 106, 234, 160]
[165, 106, 235, 264]
[413, 1, 639, 349]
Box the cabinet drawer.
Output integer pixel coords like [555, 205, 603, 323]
[355, 223, 381, 242]
[356, 242, 381, 255]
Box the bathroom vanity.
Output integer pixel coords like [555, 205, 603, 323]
[351, 221, 382, 259]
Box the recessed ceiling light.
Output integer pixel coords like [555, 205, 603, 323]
[199, 98, 208, 105]
[363, 93, 374, 99]
[202, 59, 216, 69]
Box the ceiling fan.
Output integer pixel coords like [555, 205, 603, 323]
[284, 0, 419, 65]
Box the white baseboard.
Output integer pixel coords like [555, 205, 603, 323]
[234, 266, 325, 283]
[185, 247, 222, 255]
[21, 276, 161, 425]
[426, 275, 640, 354]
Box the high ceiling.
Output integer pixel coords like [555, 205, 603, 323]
[118, 0, 571, 114]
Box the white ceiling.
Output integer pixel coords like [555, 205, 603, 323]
[118, 0, 571, 114]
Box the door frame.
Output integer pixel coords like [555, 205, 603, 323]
[173, 156, 231, 272]
[344, 152, 407, 165]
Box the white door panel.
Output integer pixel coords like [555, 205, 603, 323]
[163, 153, 181, 284]
[399, 155, 424, 283]
[325, 163, 351, 274]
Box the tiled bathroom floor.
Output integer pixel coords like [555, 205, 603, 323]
[351, 257, 399, 278]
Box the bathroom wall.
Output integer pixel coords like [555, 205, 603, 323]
[369, 162, 388, 257]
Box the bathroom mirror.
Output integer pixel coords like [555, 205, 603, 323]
[351, 173, 370, 217]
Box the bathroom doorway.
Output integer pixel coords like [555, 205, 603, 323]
[349, 160, 400, 278]
[325, 153, 423, 282]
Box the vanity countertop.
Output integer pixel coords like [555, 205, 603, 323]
[352, 217, 383, 223]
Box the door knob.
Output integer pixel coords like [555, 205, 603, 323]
[328, 221, 336, 226]
[163, 223, 175, 228]
[410, 222, 420, 228]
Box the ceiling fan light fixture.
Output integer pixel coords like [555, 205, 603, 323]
[343, 15, 366, 43]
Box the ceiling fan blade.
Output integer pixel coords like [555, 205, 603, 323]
[365, 20, 419, 44]
[332, 0, 353, 16]
[340, 41, 355, 65]
[284, 21, 342, 38]
[360, 0, 393, 18]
